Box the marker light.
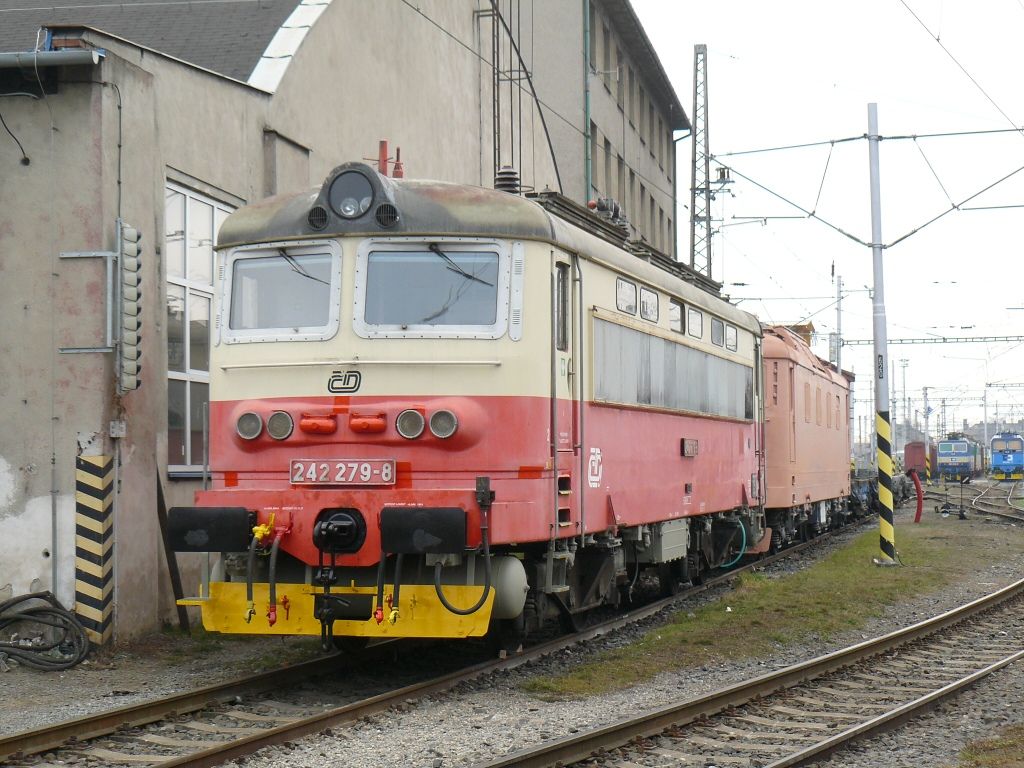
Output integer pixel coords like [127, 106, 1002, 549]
[267, 411, 294, 440]
[396, 409, 425, 439]
[236, 412, 263, 440]
[429, 409, 458, 439]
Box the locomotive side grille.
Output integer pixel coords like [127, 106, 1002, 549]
[375, 203, 399, 228]
[307, 205, 329, 230]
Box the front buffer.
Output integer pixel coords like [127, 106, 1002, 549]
[169, 478, 527, 644]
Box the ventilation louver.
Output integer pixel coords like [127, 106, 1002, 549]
[307, 205, 328, 230]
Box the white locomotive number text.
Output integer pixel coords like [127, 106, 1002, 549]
[290, 459, 396, 485]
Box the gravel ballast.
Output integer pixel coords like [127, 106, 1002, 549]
[3, 504, 1023, 768]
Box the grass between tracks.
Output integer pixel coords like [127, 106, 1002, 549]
[958, 724, 1024, 767]
[523, 515, 1024, 699]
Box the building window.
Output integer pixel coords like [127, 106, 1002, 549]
[166, 183, 232, 474]
[601, 22, 611, 83]
[628, 67, 636, 125]
[603, 138, 612, 196]
[648, 103, 656, 153]
[638, 86, 646, 141]
[588, 2, 597, 70]
[615, 47, 624, 106]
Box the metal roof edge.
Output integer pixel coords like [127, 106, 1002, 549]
[598, 0, 689, 131]
[43, 23, 271, 96]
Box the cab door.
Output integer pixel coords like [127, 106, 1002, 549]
[552, 256, 579, 537]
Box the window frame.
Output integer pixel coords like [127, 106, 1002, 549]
[725, 323, 738, 351]
[165, 182, 232, 476]
[221, 240, 343, 344]
[615, 277, 637, 314]
[639, 286, 659, 322]
[687, 307, 703, 339]
[668, 298, 683, 333]
[711, 317, 725, 347]
[353, 237, 511, 339]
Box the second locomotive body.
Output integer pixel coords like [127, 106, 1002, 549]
[761, 326, 853, 548]
[990, 433, 1024, 480]
[169, 162, 858, 648]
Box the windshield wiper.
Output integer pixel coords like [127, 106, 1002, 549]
[428, 243, 494, 287]
[278, 249, 330, 286]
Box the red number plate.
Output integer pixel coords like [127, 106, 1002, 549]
[290, 459, 396, 486]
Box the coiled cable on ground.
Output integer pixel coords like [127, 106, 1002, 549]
[0, 591, 90, 671]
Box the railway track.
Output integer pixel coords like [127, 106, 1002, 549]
[923, 478, 1023, 522]
[0, 517, 872, 767]
[472, 575, 1024, 768]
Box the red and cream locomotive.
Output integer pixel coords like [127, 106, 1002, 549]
[169, 162, 852, 649]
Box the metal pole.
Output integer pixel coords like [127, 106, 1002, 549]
[983, 385, 989, 466]
[868, 103, 896, 566]
[923, 386, 931, 484]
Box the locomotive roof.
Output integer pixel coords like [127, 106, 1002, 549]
[217, 162, 761, 335]
[762, 325, 849, 390]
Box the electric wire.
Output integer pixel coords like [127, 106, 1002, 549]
[397, 0, 667, 198]
[0, 592, 90, 671]
[0, 107, 30, 163]
[913, 137, 955, 207]
[898, 0, 1024, 136]
[713, 161, 872, 248]
[810, 141, 834, 214]
[716, 134, 865, 158]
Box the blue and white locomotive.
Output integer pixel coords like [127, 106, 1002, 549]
[990, 433, 1024, 481]
[937, 435, 982, 481]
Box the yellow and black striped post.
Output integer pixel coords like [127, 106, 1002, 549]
[876, 411, 896, 564]
[925, 451, 931, 486]
[74, 455, 114, 645]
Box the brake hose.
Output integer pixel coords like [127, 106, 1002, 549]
[0, 592, 90, 671]
[434, 506, 492, 615]
[244, 535, 258, 623]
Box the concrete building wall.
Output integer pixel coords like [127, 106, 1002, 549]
[0, 0, 567, 640]
[532, 0, 680, 257]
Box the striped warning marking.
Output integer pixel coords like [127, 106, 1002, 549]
[875, 411, 896, 563]
[75, 454, 114, 645]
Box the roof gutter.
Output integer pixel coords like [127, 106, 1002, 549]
[0, 49, 103, 68]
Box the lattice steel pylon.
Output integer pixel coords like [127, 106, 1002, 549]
[689, 44, 712, 277]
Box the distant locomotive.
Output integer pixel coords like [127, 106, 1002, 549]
[904, 441, 937, 481]
[168, 162, 859, 649]
[990, 433, 1024, 480]
[937, 435, 983, 481]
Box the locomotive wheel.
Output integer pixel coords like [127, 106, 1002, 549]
[658, 562, 681, 597]
[487, 613, 526, 657]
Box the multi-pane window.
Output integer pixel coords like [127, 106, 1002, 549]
[165, 183, 232, 473]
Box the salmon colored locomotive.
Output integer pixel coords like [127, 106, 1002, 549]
[168, 163, 860, 649]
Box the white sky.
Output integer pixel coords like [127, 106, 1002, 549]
[633, 0, 1024, 443]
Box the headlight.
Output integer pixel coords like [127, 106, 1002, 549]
[267, 411, 294, 440]
[328, 171, 373, 219]
[429, 409, 458, 439]
[236, 412, 263, 440]
[396, 409, 425, 439]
